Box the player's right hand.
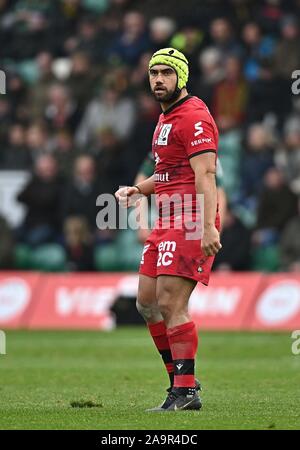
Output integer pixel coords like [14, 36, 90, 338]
[114, 186, 140, 208]
[202, 225, 222, 257]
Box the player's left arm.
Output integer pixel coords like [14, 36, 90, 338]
[216, 159, 227, 231]
[181, 110, 222, 256]
[190, 153, 222, 257]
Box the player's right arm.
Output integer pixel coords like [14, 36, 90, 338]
[133, 152, 155, 242]
[114, 175, 155, 208]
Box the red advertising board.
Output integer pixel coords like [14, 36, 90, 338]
[27, 273, 139, 330]
[189, 272, 263, 329]
[0, 272, 41, 328]
[249, 274, 300, 330]
[1, 271, 300, 330]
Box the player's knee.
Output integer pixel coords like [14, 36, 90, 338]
[136, 299, 148, 317]
[136, 299, 156, 321]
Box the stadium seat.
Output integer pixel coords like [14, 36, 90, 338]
[14, 244, 32, 269]
[251, 245, 280, 272]
[116, 229, 144, 270]
[94, 229, 144, 272]
[30, 244, 66, 272]
[83, 0, 108, 13]
[17, 60, 39, 84]
[218, 130, 242, 200]
[15, 243, 66, 271]
[116, 228, 139, 249]
[94, 243, 123, 271]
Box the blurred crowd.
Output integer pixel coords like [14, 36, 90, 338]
[0, 0, 300, 272]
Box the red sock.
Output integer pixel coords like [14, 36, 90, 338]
[148, 321, 174, 387]
[167, 321, 198, 388]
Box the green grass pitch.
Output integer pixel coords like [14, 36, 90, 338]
[0, 328, 299, 429]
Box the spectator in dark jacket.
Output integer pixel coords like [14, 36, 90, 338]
[109, 11, 151, 65]
[44, 83, 81, 133]
[253, 167, 298, 246]
[274, 15, 300, 80]
[240, 123, 274, 200]
[61, 155, 100, 231]
[63, 215, 95, 272]
[280, 199, 300, 271]
[17, 154, 64, 245]
[0, 215, 15, 269]
[1, 123, 32, 170]
[214, 207, 251, 271]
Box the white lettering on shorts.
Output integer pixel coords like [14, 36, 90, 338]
[157, 240, 177, 267]
[141, 244, 150, 264]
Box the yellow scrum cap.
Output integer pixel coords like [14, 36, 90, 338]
[149, 48, 189, 90]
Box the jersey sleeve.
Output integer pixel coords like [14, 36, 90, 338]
[180, 110, 218, 159]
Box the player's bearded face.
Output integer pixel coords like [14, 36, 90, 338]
[151, 84, 177, 102]
[149, 65, 179, 103]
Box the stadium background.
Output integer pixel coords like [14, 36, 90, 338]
[0, 0, 300, 274]
[0, 0, 300, 431]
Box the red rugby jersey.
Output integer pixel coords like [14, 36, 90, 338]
[152, 95, 219, 221]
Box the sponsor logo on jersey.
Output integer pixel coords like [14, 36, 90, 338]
[191, 137, 212, 147]
[154, 172, 170, 182]
[157, 124, 172, 145]
[194, 121, 203, 136]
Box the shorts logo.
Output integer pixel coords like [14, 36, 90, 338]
[157, 124, 172, 145]
[157, 240, 176, 267]
[141, 244, 150, 265]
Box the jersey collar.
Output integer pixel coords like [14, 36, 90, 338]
[162, 94, 192, 115]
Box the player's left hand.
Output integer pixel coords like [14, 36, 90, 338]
[202, 225, 222, 257]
